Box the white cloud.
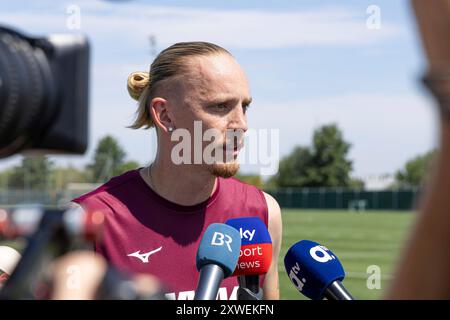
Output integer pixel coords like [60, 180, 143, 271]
[0, 1, 403, 49]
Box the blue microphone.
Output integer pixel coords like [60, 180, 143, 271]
[194, 223, 241, 300]
[284, 240, 354, 300]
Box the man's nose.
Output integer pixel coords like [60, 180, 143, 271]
[228, 105, 248, 132]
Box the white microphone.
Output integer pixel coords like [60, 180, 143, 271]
[0, 246, 21, 287]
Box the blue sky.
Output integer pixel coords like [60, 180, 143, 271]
[0, 0, 439, 186]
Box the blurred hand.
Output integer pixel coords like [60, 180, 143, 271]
[50, 250, 166, 300]
[50, 251, 106, 300]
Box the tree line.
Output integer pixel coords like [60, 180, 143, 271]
[0, 136, 140, 190]
[240, 124, 435, 190]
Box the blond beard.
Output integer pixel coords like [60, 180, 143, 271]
[207, 161, 240, 178]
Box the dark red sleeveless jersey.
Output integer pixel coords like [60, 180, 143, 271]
[71, 169, 268, 300]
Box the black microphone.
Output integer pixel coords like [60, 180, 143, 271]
[237, 275, 262, 300]
[323, 281, 354, 300]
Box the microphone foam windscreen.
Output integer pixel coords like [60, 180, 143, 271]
[196, 223, 241, 278]
[284, 240, 345, 300]
[226, 217, 272, 276]
[0, 246, 21, 275]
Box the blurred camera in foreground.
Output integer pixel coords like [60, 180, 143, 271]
[0, 26, 89, 158]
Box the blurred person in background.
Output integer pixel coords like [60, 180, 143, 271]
[388, 0, 450, 299]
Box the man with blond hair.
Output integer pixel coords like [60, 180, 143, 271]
[72, 42, 282, 300]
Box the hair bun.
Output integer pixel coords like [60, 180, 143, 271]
[127, 71, 150, 101]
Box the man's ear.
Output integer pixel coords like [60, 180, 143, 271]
[149, 97, 175, 133]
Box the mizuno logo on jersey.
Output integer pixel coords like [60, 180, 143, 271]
[127, 246, 162, 263]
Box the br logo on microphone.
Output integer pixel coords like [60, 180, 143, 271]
[309, 245, 336, 263]
[211, 231, 233, 252]
[196, 224, 241, 281]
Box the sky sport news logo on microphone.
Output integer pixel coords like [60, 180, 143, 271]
[225, 217, 272, 275]
[284, 240, 346, 300]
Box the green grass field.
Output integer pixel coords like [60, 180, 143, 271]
[279, 209, 416, 300]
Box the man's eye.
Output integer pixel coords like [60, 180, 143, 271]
[213, 103, 228, 110]
[243, 104, 251, 112]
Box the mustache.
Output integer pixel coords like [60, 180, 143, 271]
[222, 140, 244, 150]
[225, 130, 245, 149]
